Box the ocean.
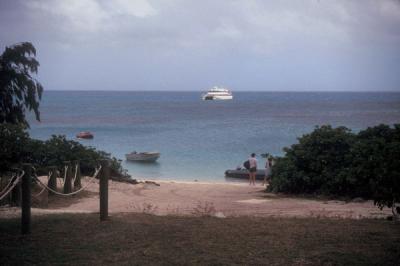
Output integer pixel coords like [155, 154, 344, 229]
[28, 91, 400, 181]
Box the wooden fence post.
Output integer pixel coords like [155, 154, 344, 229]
[21, 164, 32, 235]
[73, 160, 82, 189]
[99, 160, 110, 221]
[63, 161, 72, 194]
[47, 166, 57, 195]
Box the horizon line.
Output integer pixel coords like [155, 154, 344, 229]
[43, 89, 400, 93]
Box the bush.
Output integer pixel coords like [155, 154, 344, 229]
[0, 124, 30, 172]
[351, 124, 400, 214]
[268, 124, 400, 215]
[269, 125, 355, 195]
[0, 124, 126, 177]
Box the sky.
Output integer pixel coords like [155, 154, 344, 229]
[0, 0, 400, 91]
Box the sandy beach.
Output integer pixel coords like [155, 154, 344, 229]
[0, 177, 391, 219]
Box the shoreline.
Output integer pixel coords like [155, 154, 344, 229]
[0, 177, 392, 220]
[145, 179, 256, 185]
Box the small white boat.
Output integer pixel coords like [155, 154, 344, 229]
[202, 86, 233, 100]
[125, 151, 160, 162]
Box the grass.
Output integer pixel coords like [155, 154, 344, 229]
[1, 213, 399, 265]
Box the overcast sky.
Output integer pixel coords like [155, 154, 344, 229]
[1, 0, 400, 91]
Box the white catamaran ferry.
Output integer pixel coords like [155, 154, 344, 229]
[202, 86, 233, 100]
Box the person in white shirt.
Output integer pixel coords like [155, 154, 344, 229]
[263, 157, 273, 186]
[248, 153, 257, 185]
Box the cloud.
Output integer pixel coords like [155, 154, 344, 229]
[1, 0, 399, 91]
[379, 0, 400, 20]
[104, 0, 158, 18]
[213, 20, 242, 40]
[26, 0, 108, 32]
[20, 0, 400, 53]
[25, 0, 157, 33]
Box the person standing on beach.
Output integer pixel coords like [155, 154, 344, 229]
[248, 153, 257, 185]
[263, 157, 273, 186]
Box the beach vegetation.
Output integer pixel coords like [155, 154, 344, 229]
[350, 124, 400, 218]
[0, 123, 126, 177]
[0, 123, 30, 172]
[0, 42, 43, 127]
[268, 124, 400, 218]
[129, 202, 159, 214]
[0, 42, 128, 179]
[191, 201, 217, 217]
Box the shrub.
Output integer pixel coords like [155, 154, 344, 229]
[269, 125, 355, 195]
[0, 123, 30, 172]
[350, 124, 400, 215]
[268, 124, 400, 216]
[0, 124, 126, 177]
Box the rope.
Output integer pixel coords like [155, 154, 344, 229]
[0, 174, 16, 197]
[57, 170, 63, 187]
[33, 184, 47, 198]
[72, 163, 78, 184]
[34, 165, 102, 196]
[32, 171, 52, 198]
[0, 170, 24, 201]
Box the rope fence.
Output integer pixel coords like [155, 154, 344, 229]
[0, 170, 24, 201]
[72, 164, 78, 184]
[33, 165, 102, 196]
[1, 159, 110, 235]
[0, 173, 16, 197]
[1, 161, 102, 201]
[32, 171, 52, 198]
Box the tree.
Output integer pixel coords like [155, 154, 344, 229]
[269, 125, 355, 195]
[0, 123, 30, 172]
[0, 42, 43, 127]
[351, 124, 400, 219]
[268, 124, 400, 219]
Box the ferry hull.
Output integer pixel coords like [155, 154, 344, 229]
[202, 95, 233, 100]
[201, 86, 233, 100]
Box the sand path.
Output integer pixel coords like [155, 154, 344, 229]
[0, 177, 391, 219]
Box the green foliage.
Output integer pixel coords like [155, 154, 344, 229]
[0, 42, 43, 127]
[0, 124, 126, 177]
[270, 125, 355, 195]
[0, 123, 30, 172]
[351, 124, 400, 212]
[0, 43, 128, 178]
[268, 124, 400, 214]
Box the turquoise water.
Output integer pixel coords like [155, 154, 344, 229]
[28, 91, 400, 181]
